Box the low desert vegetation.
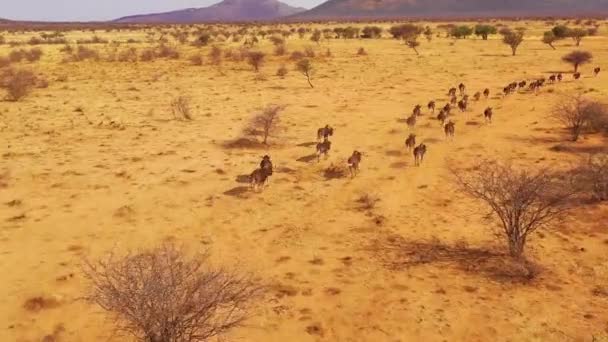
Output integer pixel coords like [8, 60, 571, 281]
[83, 243, 262, 342]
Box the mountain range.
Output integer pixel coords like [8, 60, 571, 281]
[113, 0, 306, 23]
[294, 0, 608, 20]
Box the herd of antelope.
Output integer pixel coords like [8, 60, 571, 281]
[248, 65, 601, 191]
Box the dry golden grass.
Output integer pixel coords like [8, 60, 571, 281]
[1, 19, 608, 341]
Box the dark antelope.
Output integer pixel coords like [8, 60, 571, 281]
[483, 88, 490, 99]
[406, 115, 417, 129]
[317, 125, 334, 141]
[413, 144, 427, 167]
[458, 83, 466, 95]
[316, 140, 331, 161]
[484, 107, 493, 123]
[405, 134, 416, 151]
[250, 167, 272, 191]
[437, 110, 448, 126]
[427, 101, 436, 113]
[444, 121, 455, 139]
[347, 151, 362, 177]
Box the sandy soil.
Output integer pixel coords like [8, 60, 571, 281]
[1, 20, 608, 341]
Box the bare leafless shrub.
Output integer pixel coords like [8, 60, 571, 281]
[139, 48, 155, 62]
[552, 94, 607, 141]
[0, 56, 9, 68]
[189, 54, 203, 66]
[276, 65, 288, 78]
[77, 35, 108, 44]
[575, 154, 608, 201]
[117, 48, 137, 63]
[451, 161, 578, 258]
[209, 45, 223, 66]
[72, 46, 100, 61]
[246, 51, 265, 72]
[245, 104, 285, 144]
[83, 243, 262, 342]
[59, 44, 73, 54]
[171, 96, 192, 120]
[290, 50, 305, 61]
[156, 44, 180, 59]
[24, 48, 43, 62]
[0, 68, 37, 101]
[8, 50, 25, 63]
[356, 193, 380, 211]
[304, 46, 315, 58]
[274, 44, 287, 56]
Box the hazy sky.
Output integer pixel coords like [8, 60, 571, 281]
[3, 0, 326, 22]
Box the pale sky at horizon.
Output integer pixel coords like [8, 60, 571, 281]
[2, 0, 327, 22]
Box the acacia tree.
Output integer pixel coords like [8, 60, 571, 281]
[247, 104, 286, 144]
[562, 50, 592, 72]
[542, 31, 558, 50]
[450, 25, 473, 39]
[389, 24, 423, 54]
[296, 58, 314, 88]
[84, 244, 262, 342]
[452, 161, 578, 258]
[474, 24, 497, 40]
[568, 28, 587, 46]
[501, 29, 524, 56]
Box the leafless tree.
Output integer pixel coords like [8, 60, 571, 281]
[451, 161, 578, 258]
[246, 104, 286, 145]
[295, 59, 314, 88]
[551, 94, 605, 141]
[83, 243, 263, 342]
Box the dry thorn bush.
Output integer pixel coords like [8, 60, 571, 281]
[189, 54, 203, 66]
[245, 104, 286, 144]
[0, 68, 37, 101]
[170, 96, 193, 121]
[276, 65, 288, 78]
[451, 160, 579, 258]
[552, 94, 607, 141]
[574, 154, 608, 201]
[83, 243, 263, 342]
